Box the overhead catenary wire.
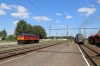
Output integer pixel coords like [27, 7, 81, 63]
[50, 28, 100, 30]
[14, 0, 40, 16]
[80, 0, 99, 28]
[27, 0, 47, 17]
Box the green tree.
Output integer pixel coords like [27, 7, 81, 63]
[0, 31, 2, 37]
[15, 20, 27, 35]
[1, 29, 7, 40]
[26, 24, 33, 34]
[14, 20, 47, 39]
[98, 30, 100, 33]
[6, 35, 16, 41]
[32, 25, 47, 39]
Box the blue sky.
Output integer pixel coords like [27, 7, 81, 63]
[0, 0, 100, 37]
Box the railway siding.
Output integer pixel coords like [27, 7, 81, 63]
[79, 44, 100, 66]
[0, 41, 66, 60]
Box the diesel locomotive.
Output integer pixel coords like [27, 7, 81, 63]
[75, 34, 84, 44]
[17, 33, 39, 44]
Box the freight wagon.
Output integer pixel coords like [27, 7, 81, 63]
[88, 33, 100, 46]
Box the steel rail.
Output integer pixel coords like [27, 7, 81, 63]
[79, 45, 98, 66]
[0, 41, 65, 59]
[84, 45, 100, 55]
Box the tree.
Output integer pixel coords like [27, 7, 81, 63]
[6, 35, 16, 41]
[0, 31, 2, 37]
[15, 20, 27, 35]
[98, 30, 100, 33]
[32, 25, 47, 39]
[14, 20, 47, 39]
[1, 29, 7, 40]
[26, 24, 33, 34]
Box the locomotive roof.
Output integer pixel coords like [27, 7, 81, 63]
[17, 33, 39, 36]
[76, 34, 83, 36]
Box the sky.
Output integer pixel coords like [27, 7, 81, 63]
[0, 0, 100, 38]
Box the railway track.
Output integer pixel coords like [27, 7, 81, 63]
[79, 44, 100, 66]
[0, 41, 66, 61]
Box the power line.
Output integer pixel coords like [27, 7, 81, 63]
[14, 0, 40, 16]
[80, 0, 99, 28]
[50, 28, 100, 30]
[27, 0, 47, 16]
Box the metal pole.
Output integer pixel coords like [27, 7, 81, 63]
[71, 32, 72, 42]
[84, 28, 85, 39]
[67, 25, 68, 45]
[49, 25, 51, 40]
[79, 28, 81, 34]
[84, 28, 85, 43]
[56, 31, 57, 40]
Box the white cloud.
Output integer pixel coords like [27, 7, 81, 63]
[13, 21, 19, 25]
[0, 9, 6, 15]
[11, 5, 29, 18]
[17, 5, 27, 13]
[77, 7, 96, 16]
[32, 16, 52, 22]
[0, 3, 11, 10]
[11, 12, 29, 18]
[0, 3, 12, 15]
[56, 20, 60, 23]
[98, 0, 100, 4]
[56, 13, 62, 16]
[9, 5, 17, 9]
[66, 15, 73, 19]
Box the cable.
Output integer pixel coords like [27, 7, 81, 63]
[14, 0, 40, 16]
[80, 0, 99, 28]
[27, 0, 47, 16]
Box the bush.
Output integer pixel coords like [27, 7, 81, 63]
[6, 35, 16, 41]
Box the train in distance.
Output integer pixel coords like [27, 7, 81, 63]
[75, 33, 84, 44]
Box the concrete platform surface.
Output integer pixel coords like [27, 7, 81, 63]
[0, 42, 88, 66]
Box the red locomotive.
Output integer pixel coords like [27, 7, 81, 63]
[88, 33, 100, 45]
[17, 33, 39, 44]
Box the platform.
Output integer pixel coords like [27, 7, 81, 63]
[0, 42, 89, 66]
